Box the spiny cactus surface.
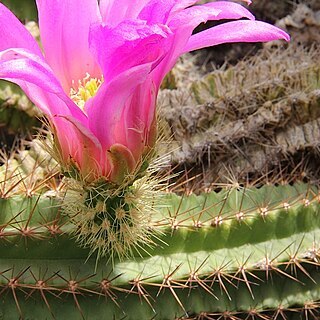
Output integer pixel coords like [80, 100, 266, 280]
[0, 181, 319, 319]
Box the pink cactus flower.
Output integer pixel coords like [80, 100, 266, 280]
[0, 1, 289, 184]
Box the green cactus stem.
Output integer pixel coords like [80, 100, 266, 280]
[0, 183, 319, 319]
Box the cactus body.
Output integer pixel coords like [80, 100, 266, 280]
[0, 184, 319, 319]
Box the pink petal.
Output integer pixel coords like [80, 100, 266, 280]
[184, 20, 290, 53]
[54, 115, 105, 179]
[150, 29, 190, 88]
[169, 1, 254, 29]
[99, 0, 150, 26]
[116, 78, 157, 161]
[0, 48, 87, 125]
[210, 1, 255, 20]
[138, 0, 178, 24]
[99, 0, 199, 26]
[0, 47, 102, 179]
[154, 1, 254, 86]
[89, 20, 170, 83]
[0, 3, 42, 56]
[86, 64, 153, 152]
[169, 1, 200, 15]
[139, 0, 213, 25]
[36, 0, 101, 92]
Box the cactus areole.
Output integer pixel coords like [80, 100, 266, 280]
[0, 0, 289, 185]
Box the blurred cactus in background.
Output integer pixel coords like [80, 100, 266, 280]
[1, 0, 37, 21]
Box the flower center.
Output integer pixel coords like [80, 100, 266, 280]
[70, 73, 103, 110]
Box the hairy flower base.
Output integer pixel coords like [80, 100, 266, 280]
[63, 167, 162, 261]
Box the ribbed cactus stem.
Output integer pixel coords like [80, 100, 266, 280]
[0, 184, 319, 318]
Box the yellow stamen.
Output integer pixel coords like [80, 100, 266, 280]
[70, 73, 103, 110]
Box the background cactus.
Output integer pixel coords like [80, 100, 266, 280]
[0, 84, 42, 153]
[0, 0, 37, 21]
[159, 43, 320, 189]
[0, 1, 320, 319]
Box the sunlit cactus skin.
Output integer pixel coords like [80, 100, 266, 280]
[0, 175, 319, 319]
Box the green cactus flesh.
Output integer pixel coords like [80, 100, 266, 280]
[0, 183, 319, 319]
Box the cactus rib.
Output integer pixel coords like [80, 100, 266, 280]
[0, 184, 319, 318]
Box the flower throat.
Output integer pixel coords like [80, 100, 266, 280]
[70, 73, 103, 110]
